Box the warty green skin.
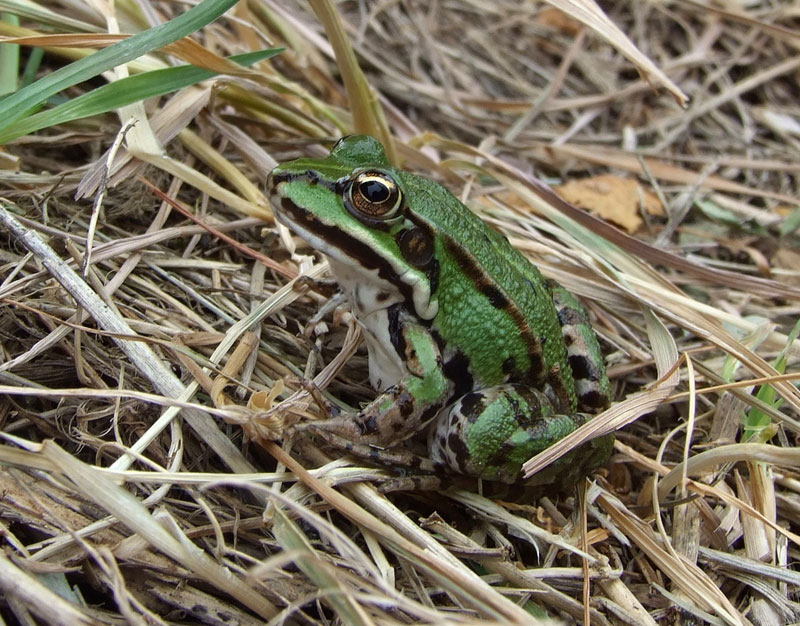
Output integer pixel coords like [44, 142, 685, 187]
[267, 135, 613, 488]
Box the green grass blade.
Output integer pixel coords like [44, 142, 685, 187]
[743, 318, 800, 441]
[0, 12, 20, 96]
[0, 49, 282, 144]
[780, 206, 800, 237]
[0, 0, 239, 133]
[19, 46, 43, 88]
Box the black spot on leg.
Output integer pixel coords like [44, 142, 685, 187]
[359, 415, 380, 435]
[443, 350, 473, 398]
[580, 390, 609, 410]
[397, 392, 415, 418]
[447, 432, 470, 469]
[458, 391, 486, 420]
[568, 354, 594, 380]
[558, 306, 585, 327]
[420, 403, 444, 425]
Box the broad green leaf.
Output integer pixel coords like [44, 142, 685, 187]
[0, 49, 282, 144]
[0, 0, 239, 135]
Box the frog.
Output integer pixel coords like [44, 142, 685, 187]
[267, 135, 614, 490]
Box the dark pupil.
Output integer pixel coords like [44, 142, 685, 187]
[360, 180, 390, 203]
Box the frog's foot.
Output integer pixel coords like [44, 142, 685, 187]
[304, 427, 439, 472]
[428, 384, 614, 489]
[304, 428, 479, 493]
[294, 274, 341, 299]
[378, 474, 477, 493]
[293, 378, 342, 421]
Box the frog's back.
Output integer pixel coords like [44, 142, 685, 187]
[396, 170, 574, 402]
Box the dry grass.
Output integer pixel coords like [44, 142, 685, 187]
[1, 1, 799, 624]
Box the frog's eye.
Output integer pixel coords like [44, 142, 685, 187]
[345, 171, 403, 220]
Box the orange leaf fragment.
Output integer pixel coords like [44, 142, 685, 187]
[554, 174, 663, 233]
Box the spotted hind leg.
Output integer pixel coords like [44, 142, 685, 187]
[428, 384, 614, 489]
[546, 280, 611, 414]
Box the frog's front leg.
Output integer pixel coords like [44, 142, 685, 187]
[428, 385, 614, 488]
[294, 314, 453, 447]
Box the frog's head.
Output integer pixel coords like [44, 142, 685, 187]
[268, 136, 438, 320]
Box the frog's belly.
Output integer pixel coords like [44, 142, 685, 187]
[327, 258, 408, 390]
[360, 309, 407, 390]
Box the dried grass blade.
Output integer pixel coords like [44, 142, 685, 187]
[38, 441, 278, 619]
[0, 0, 102, 33]
[272, 508, 375, 625]
[264, 441, 539, 624]
[307, 0, 394, 159]
[598, 492, 746, 626]
[658, 443, 800, 501]
[0, 202, 254, 473]
[546, 143, 800, 206]
[0, 551, 95, 625]
[544, 0, 688, 105]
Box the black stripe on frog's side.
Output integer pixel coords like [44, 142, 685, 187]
[277, 196, 418, 307]
[442, 237, 547, 384]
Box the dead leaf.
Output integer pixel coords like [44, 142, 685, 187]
[535, 7, 583, 36]
[554, 174, 663, 233]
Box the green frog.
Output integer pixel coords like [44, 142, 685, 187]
[267, 135, 613, 489]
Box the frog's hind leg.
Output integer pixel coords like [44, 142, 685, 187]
[300, 428, 475, 493]
[378, 474, 477, 493]
[305, 428, 474, 492]
[305, 428, 433, 471]
[546, 281, 611, 414]
[302, 427, 458, 482]
[428, 384, 613, 489]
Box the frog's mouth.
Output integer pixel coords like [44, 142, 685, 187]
[269, 174, 391, 276]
